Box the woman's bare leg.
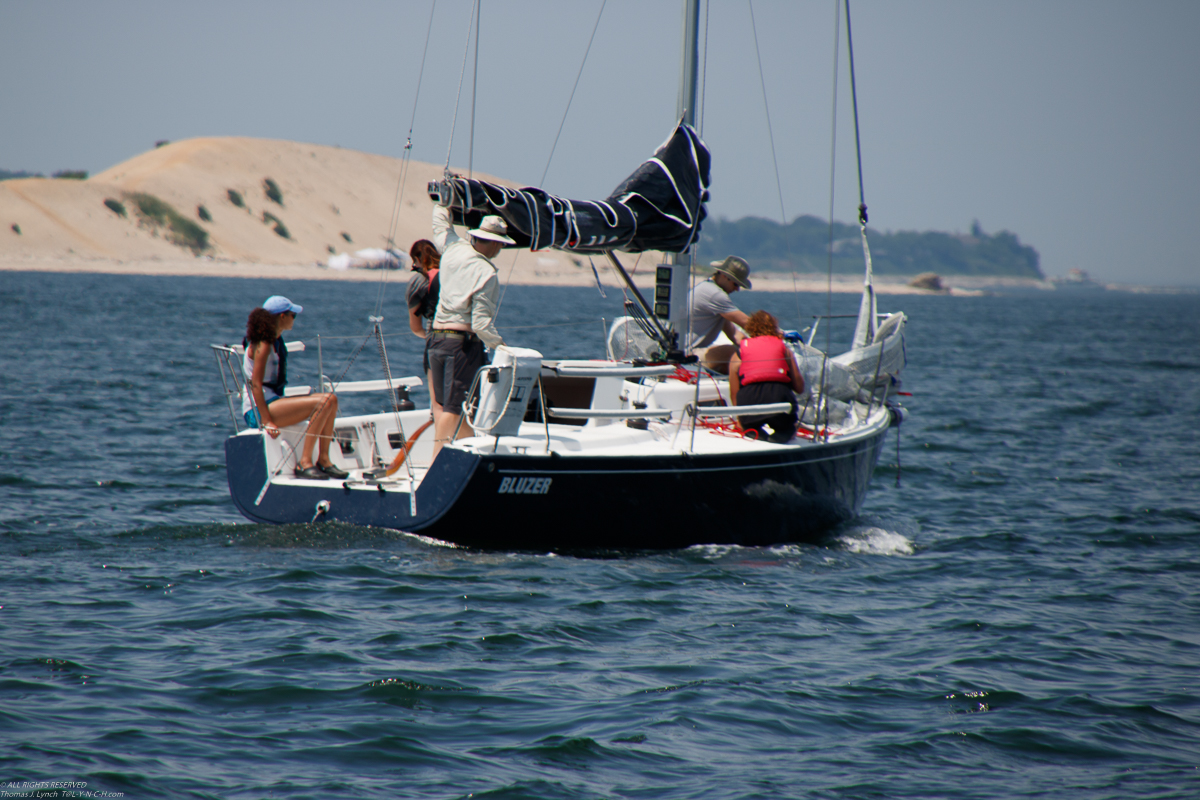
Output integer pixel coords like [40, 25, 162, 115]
[311, 394, 338, 465]
[263, 393, 338, 468]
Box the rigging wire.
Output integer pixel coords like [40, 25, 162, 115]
[444, 2, 478, 173]
[499, 1, 605, 318]
[687, 0, 712, 453]
[844, 0, 876, 347]
[373, 319, 415, 481]
[437, 0, 538, 322]
[821, 0, 843, 443]
[698, 0, 710, 136]
[747, 0, 789, 242]
[451, 0, 530, 322]
[494, 249, 523, 319]
[539, 0, 607, 186]
[844, 0, 867, 222]
[384, 0, 438, 249]
[691, 0, 711, 246]
[376, 0, 440, 319]
[747, 0, 803, 330]
[502, 320, 597, 331]
[469, 0, 480, 177]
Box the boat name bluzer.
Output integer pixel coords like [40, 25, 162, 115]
[497, 476, 553, 495]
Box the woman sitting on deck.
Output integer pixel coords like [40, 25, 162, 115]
[242, 295, 347, 480]
[729, 310, 806, 444]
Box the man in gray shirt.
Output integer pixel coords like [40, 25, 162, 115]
[686, 255, 752, 373]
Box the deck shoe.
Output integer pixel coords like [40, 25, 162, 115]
[318, 463, 349, 479]
[294, 465, 327, 480]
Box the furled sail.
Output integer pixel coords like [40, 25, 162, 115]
[433, 124, 710, 254]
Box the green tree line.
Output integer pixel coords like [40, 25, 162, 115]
[697, 215, 1043, 278]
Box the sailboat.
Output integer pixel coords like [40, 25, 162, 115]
[214, 0, 907, 550]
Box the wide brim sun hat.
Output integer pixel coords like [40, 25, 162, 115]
[710, 256, 752, 290]
[469, 215, 517, 245]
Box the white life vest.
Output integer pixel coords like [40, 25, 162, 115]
[241, 338, 286, 415]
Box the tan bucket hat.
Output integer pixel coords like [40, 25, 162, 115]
[710, 255, 752, 289]
[469, 215, 516, 245]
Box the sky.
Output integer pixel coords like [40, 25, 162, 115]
[2, 0, 1198, 286]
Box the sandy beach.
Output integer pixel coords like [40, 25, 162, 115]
[0, 252, 1001, 295]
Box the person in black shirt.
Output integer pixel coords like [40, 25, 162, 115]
[406, 239, 442, 424]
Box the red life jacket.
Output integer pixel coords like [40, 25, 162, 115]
[738, 336, 791, 385]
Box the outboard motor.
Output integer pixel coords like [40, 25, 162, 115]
[469, 346, 543, 437]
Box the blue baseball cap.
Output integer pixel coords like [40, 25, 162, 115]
[263, 295, 302, 314]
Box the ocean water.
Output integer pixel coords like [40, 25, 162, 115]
[2, 270, 1199, 799]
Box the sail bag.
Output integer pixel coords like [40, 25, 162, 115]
[435, 124, 710, 255]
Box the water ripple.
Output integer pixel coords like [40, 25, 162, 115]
[2, 276, 1199, 799]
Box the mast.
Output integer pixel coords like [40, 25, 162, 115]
[652, 0, 701, 357]
[676, 0, 700, 129]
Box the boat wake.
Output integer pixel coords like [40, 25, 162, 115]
[832, 525, 915, 556]
[396, 530, 463, 549]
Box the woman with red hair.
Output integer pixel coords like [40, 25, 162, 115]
[406, 239, 443, 425]
[728, 310, 805, 443]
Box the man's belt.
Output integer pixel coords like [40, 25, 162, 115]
[429, 329, 478, 340]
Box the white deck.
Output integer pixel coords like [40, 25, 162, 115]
[220, 339, 902, 494]
[246, 383, 892, 497]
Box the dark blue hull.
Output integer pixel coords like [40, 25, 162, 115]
[226, 426, 889, 550]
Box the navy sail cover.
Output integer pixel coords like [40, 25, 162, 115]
[439, 124, 710, 255]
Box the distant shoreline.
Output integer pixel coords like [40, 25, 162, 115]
[2, 255, 1189, 295]
[0, 254, 1005, 295]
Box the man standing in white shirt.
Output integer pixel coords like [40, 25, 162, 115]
[428, 203, 515, 459]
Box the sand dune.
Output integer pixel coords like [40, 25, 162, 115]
[1, 137, 622, 284]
